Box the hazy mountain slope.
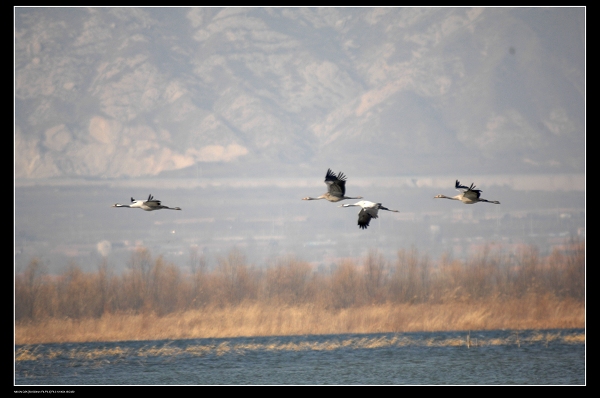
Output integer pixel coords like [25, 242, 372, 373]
[15, 7, 585, 180]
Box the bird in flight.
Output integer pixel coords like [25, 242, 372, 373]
[302, 168, 362, 203]
[434, 180, 500, 204]
[339, 200, 399, 230]
[112, 194, 182, 211]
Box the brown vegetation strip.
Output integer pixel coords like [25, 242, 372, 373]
[15, 298, 584, 345]
[15, 241, 585, 345]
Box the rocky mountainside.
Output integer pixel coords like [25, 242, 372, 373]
[15, 7, 585, 180]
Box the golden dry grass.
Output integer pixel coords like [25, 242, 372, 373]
[15, 296, 584, 345]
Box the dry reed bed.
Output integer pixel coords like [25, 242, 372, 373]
[15, 297, 584, 345]
[15, 242, 585, 345]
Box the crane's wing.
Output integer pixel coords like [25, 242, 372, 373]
[456, 180, 482, 199]
[357, 208, 378, 229]
[324, 168, 347, 197]
[455, 180, 471, 191]
[145, 199, 162, 208]
[141, 194, 161, 207]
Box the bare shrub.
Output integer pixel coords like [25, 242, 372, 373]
[462, 244, 504, 299]
[215, 247, 258, 305]
[390, 247, 427, 303]
[15, 258, 47, 321]
[563, 238, 585, 300]
[362, 249, 388, 304]
[265, 255, 313, 306]
[57, 262, 93, 319]
[434, 252, 465, 302]
[149, 256, 182, 316]
[329, 259, 363, 308]
[514, 244, 541, 297]
[121, 247, 154, 312]
[188, 246, 209, 309]
[94, 258, 113, 317]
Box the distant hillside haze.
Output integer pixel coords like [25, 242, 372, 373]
[15, 7, 585, 180]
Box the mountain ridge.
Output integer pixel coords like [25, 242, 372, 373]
[15, 7, 585, 180]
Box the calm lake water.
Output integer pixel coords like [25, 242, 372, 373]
[15, 329, 585, 385]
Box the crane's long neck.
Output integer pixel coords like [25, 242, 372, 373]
[436, 195, 459, 200]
